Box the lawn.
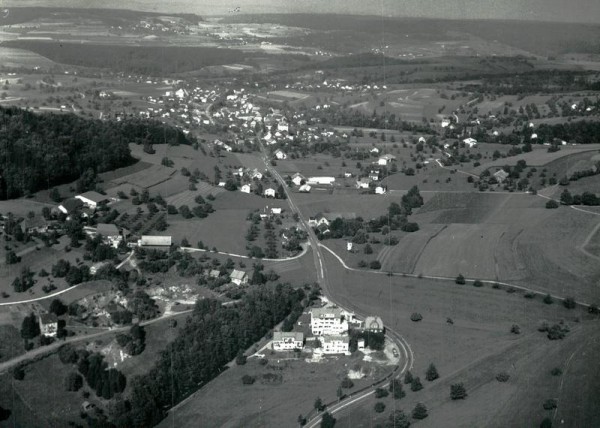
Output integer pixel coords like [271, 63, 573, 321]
[322, 252, 600, 427]
[0, 324, 25, 363]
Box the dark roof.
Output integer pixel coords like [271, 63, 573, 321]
[96, 223, 119, 236]
[22, 216, 47, 230]
[60, 198, 84, 213]
[39, 313, 58, 324]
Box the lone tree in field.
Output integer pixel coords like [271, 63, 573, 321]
[450, 383, 467, 400]
[411, 376, 423, 392]
[374, 401, 386, 413]
[545, 200, 559, 209]
[540, 417, 553, 428]
[404, 370, 414, 384]
[563, 297, 576, 309]
[425, 363, 439, 381]
[388, 410, 411, 428]
[412, 402, 428, 420]
[543, 294, 554, 304]
[455, 274, 466, 285]
[321, 411, 336, 428]
[389, 378, 406, 399]
[314, 397, 325, 412]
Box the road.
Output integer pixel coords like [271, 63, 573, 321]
[0, 310, 192, 375]
[258, 140, 414, 426]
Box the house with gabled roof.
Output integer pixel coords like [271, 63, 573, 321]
[230, 269, 248, 285]
[272, 332, 304, 351]
[75, 191, 109, 210]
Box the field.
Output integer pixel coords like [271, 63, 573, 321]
[373, 192, 600, 302]
[323, 253, 600, 428]
[157, 348, 397, 428]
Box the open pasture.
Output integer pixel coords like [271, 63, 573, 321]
[324, 254, 599, 428]
[107, 163, 176, 189]
[165, 184, 224, 208]
[470, 144, 600, 175]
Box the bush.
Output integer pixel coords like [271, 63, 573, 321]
[12, 365, 25, 380]
[472, 280, 483, 287]
[389, 379, 405, 399]
[341, 378, 354, 389]
[545, 200, 559, 209]
[455, 274, 466, 284]
[550, 367, 562, 376]
[540, 417, 553, 428]
[410, 313, 423, 322]
[547, 324, 568, 340]
[425, 363, 439, 381]
[235, 351, 247, 366]
[403, 370, 413, 384]
[412, 402, 428, 420]
[369, 260, 381, 270]
[374, 401, 386, 413]
[562, 297, 576, 309]
[241, 375, 255, 385]
[321, 412, 336, 428]
[542, 398, 557, 410]
[496, 372, 510, 382]
[401, 222, 419, 232]
[511, 324, 521, 334]
[375, 387, 389, 398]
[450, 383, 467, 400]
[588, 304, 599, 315]
[543, 294, 553, 304]
[410, 376, 423, 391]
[65, 372, 83, 391]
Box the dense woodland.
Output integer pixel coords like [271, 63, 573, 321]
[0, 106, 191, 199]
[108, 284, 305, 427]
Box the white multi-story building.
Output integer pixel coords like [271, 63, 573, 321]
[318, 335, 350, 355]
[310, 307, 348, 336]
[272, 332, 304, 351]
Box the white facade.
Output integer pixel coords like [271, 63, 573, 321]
[299, 184, 311, 193]
[291, 173, 305, 186]
[310, 307, 348, 336]
[230, 269, 248, 285]
[272, 332, 304, 351]
[275, 150, 287, 160]
[375, 186, 386, 195]
[463, 137, 477, 148]
[307, 176, 335, 185]
[318, 335, 350, 355]
[138, 236, 172, 246]
[264, 188, 276, 198]
[240, 184, 251, 194]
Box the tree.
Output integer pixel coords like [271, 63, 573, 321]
[404, 370, 413, 384]
[560, 189, 573, 205]
[387, 410, 411, 428]
[65, 372, 83, 391]
[545, 200, 559, 209]
[455, 274, 466, 284]
[543, 294, 553, 304]
[5, 250, 19, 265]
[540, 417, 553, 428]
[0, 405, 11, 422]
[389, 378, 405, 399]
[496, 372, 510, 382]
[412, 402, 428, 419]
[425, 363, 439, 381]
[363, 243, 373, 254]
[50, 298, 68, 316]
[49, 187, 62, 203]
[321, 412, 336, 428]
[235, 351, 247, 366]
[12, 365, 25, 380]
[241, 375, 255, 385]
[374, 402, 386, 413]
[450, 383, 467, 400]
[21, 313, 40, 339]
[298, 414, 306, 426]
[511, 324, 521, 334]
[341, 378, 354, 389]
[375, 387, 389, 398]
[542, 399, 557, 410]
[314, 397, 325, 412]
[563, 297, 576, 309]
[369, 260, 381, 270]
[410, 313, 423, 322]
[411, 376, 423, 391]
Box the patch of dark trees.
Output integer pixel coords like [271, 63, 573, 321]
[0, 106, 191, 199]
[108, 284, 305, 427]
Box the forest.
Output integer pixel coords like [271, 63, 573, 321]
[0, 106, 191, 199]
[108, 284, 306, 427]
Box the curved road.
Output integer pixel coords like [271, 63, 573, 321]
[258, 140, 415, 426]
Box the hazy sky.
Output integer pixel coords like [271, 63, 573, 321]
[4, 0, 600, 24]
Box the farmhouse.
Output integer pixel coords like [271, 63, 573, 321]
[96, 223, 121, 248]
[307, 176, 335, 185]
[308, 213, 330, 228]
[39, 313, 58, 337]
[240, 184, 252, 194]
[317, 335, 350, 355]
[58, 198, 84, 215]
[272, 331, 304, 351]
[230, 269, 248, 285]
[264, 188, 276, 198]
[138, 235, 172, 246]
[375, 186, 387, 195]
[271, 207, 282, 215]
[21, 216, 48, 234]
[356, 178, 371, 189]
[462, 137, 477, 148]
[75, 191, 109, 210]
[377, 154, 396, 166]
[299, 184, 311, 193]
[274, 149, 287, 160]
[291, 173, 305, 186]
[310, 307, 348, 336]
[277, 122, 289, 133]
[493, 169, 510, 183]
[363, 316, 384, 333]
[209, 269, 221, 279]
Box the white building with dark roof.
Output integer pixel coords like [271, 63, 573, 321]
[310, 307, 348, 336]
[75, 191, 109, 210]
[318, 335, 350, 355]
[272, 332, 304, 351]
